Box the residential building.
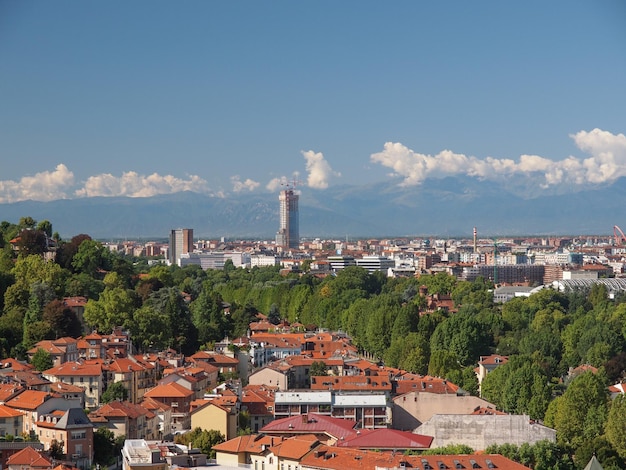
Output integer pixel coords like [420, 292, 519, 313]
[159, 367, 210, 400]
[34, 408, 94, 469]
[108, 357, 154, 404]
[273, 391, 391, 429]
[143, 383, 194, 432]
[0, 404, 23, 436]
[476, 355, 509, 392]
[241, 385, 276, 433]
[27, 338, 79, 366]
[190, 400, 238, 440]
[6, 446, 52, 470]
[88, 401, 157, 440]
[42, 362, 104, 409]
[140, 397, 172, 440]
[0, 442, 44, 470]
[4, 390, 80, 434]
[188, 351, 239, 375]
[169, 228, 194, 266]
[77, 333, 106, 361]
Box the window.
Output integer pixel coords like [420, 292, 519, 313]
[71, 431, 86, 440]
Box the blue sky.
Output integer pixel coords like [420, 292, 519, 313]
[1, 1, 625, 202]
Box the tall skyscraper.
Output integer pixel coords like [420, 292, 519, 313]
[169, 228, 194, 266]
[276, 187, 299, 249]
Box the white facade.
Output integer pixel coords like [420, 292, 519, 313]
[179, 251, 245, 270]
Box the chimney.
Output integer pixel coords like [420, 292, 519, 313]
[301, 413, 308, 424]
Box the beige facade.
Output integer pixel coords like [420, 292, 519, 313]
[190, 403, 238, 440]
[0, 404, 23, 437]
[248, 368, 289, 391]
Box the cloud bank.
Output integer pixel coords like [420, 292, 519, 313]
[0, 164, 75, 203]
[0, 167, 212, 203]
[2, 129, 624, 203]
[370, 128, 626, 190]
[231, 176, 260, 193]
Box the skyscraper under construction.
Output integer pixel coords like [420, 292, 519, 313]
[275, 185, 299, 249]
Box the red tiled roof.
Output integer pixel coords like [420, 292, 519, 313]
[336, 428, 433, 450]
[300, 446, 531, 470]
[478, 355, 509, 366]
[261, 413, 358, 441]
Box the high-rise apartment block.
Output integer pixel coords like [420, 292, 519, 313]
[275, 188, 299, 249]
[169, 228, 194, 266]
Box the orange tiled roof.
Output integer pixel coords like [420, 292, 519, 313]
[44, 361, 102, 377]
[394, 373, 460, 395]
[5, 390, 54, 410]
[6, 446, 52, 467]
[0, 383, 25, 401]
[0, 358, 34, 371]
[270, 434, 318, 460]
[0, 403, 24, 418]
[144, 382, 194, 399]
[141, 396, 171, 412]
[310, 375, 392, 392]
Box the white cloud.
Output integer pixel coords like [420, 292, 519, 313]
[266, 176, 287, 192]
[231, 176, 260, 193]
[0, 164, 74, 203]
[370, 128, 626, 190]
[75, 171, 210, 198]
[302, 150, 341, 189]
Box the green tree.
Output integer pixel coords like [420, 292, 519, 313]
[174, 427, 225, 458]
[72, 239, 113, 277]
[48, 439, 64, 459]
[101, 381, 129, 403]
[83, 286, 137, 332]
[309, 361, 327, 377]
[430, 312, 491, 366]
[605, 394, 626, 459]
[145, 287, 197, 354]
[191, 288, 228, 345]
[30, 348, 53, 371]
[42, 299, 82, 338]
[15, 229, 48, 257]
[575, 436, 625, 470]
[545, 371, 609, 450]
[481, 355, 552, 419]
[129, 305, 171, 352]
[93, 427, 122, 465]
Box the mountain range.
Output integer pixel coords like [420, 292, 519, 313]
[1, 177, 623, 240]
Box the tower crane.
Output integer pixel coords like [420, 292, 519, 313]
[614, 225, 626, 246]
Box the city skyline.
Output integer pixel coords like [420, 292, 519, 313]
[1, 2, 625, 204]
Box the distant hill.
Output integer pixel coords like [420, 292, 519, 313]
[1, 177, 623, 240]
